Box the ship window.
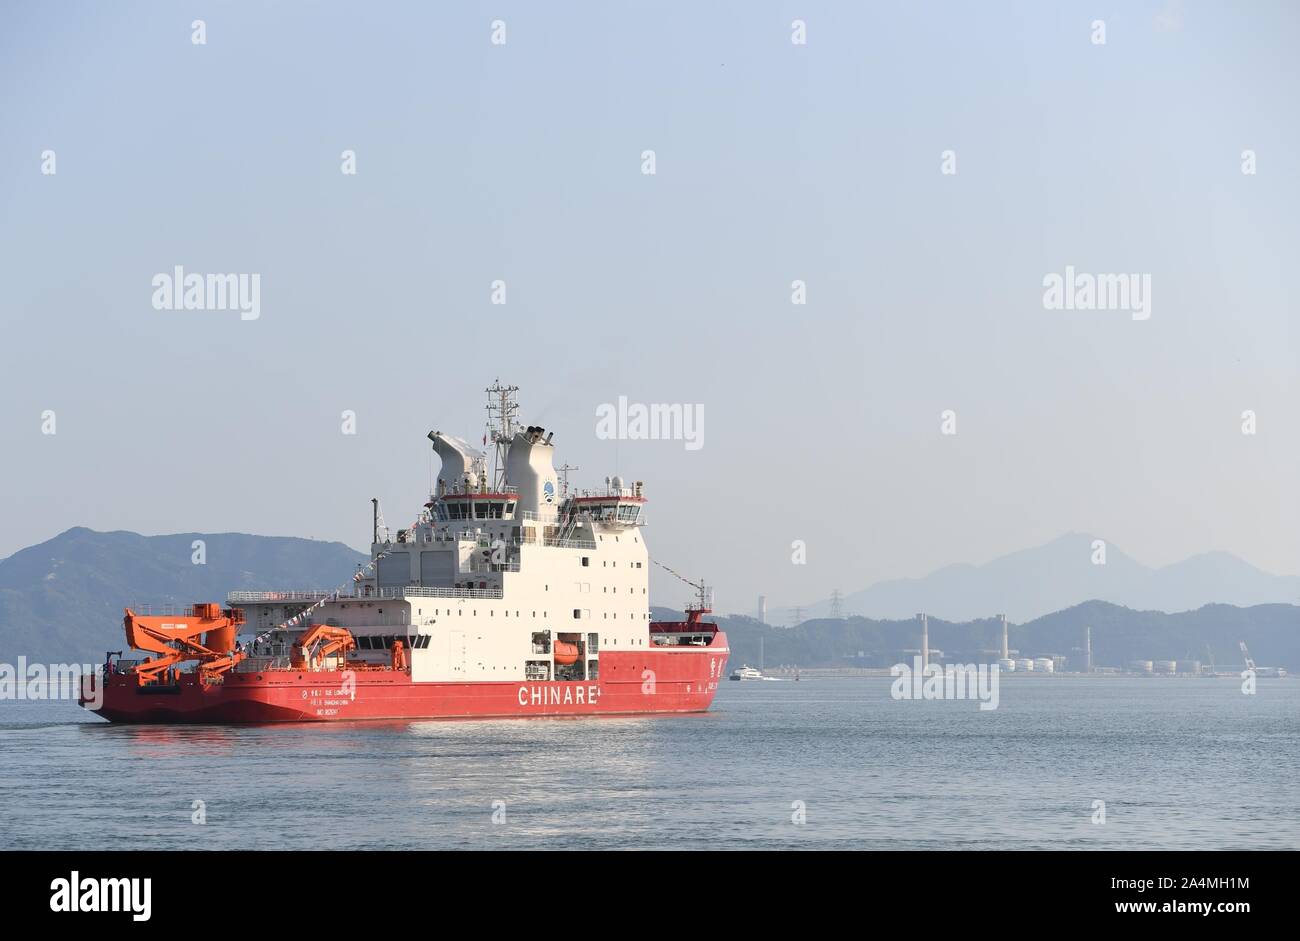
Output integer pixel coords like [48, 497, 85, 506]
[573, 609, 581, 619]
[357, 636, 371, 650]
[474, 503, 488, 520]
[581, 557, 589, 567]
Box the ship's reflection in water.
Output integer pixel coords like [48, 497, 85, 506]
[2, 678, 1298, 850]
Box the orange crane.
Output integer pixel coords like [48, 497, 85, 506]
[291, 624, 357, 671]
[122, 603, 247, 685]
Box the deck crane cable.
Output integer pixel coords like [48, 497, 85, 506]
[649, 558, 712, 611]
[255, 503, 431, 646]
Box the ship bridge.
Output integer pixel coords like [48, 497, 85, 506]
[565, 477, 647, 528]
[430, 483, 520, 522]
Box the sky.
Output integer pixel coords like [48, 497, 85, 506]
[1, 1, 1296, 619]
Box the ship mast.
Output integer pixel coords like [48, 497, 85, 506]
[557, 463, 579, 500]
[484, 379, 520, 491]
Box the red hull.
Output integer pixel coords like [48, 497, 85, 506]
[83, 634, 729, 723]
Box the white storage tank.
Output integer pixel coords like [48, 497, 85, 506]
[1015, 658, 1034, 672]
[1034, 657, 1055, 673]
[997, 658, 1016, 673]
[1129, 660, 1154, 674]
[1155, 660, 1177, 674]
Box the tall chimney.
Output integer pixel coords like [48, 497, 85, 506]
[1085, 625, 1092, 673]
[919, 613, 929, 670]
[1000, 613, 1009, 660]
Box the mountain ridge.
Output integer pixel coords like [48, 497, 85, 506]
[781, 532, 1300, 623]
[2, 527, 1296, 670]
[657, 599, 1300, 671]
[0, 527, 367, 664]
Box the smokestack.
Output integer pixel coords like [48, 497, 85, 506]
[1085, 625, 1092, 673]
[919, 613, 929, 670]
[758, 595, 767, 625]
[1000, 614, 1009, 660]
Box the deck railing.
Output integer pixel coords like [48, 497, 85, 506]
[229, 585, 504, 603]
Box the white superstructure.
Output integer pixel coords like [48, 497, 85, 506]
[231, 383, 658, 685]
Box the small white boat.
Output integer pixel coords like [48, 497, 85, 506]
[729, 664, 764, 681]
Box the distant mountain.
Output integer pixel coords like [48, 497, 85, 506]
[793, 533, 1300, 623]
[0, 528, 367, 664]
[658, 601, 1300, 672]
[4, 527, 1296, 674]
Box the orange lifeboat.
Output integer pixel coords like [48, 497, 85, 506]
[554, 641, 580, 665]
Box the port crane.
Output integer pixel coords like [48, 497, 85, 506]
[1238, 641, 1288, 678]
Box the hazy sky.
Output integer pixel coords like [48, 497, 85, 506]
[2, 1, 1296, 617]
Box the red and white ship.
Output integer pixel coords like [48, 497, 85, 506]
[82, 382, 728, 723]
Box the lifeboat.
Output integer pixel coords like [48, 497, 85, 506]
[554, 641, 580, 665]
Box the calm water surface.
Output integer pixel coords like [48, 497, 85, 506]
[1, 677, 1296, 850]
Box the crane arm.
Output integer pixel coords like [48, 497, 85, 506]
[291, 625, 357, 670]
[122, 604, 245, 685]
